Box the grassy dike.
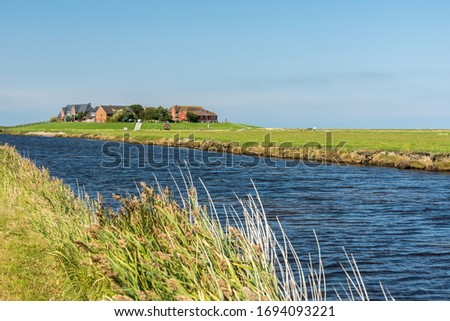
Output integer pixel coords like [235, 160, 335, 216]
[0, 145, 112, 300]
[3, 122, 450, 171]
[0, 188, 67, 300]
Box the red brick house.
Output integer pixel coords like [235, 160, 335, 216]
[168, 105, 218, 123]
[95, 105, 128, 123]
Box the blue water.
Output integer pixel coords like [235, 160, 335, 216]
[1, 134, 449, 300]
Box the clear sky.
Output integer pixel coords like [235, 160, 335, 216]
[1, 0, 449, 128]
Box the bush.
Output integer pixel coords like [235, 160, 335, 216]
[186, 112, 199, 123]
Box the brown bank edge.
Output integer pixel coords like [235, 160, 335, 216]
[3, 131, 450, 172]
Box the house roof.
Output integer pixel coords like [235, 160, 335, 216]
[98, 105, 128, 115]
[169, 105, 205, 113]
[192, 110, 217, 117]
[58, 106, 71, 117]
[64, 103, 93, 114]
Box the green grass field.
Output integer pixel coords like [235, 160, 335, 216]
[4, 121, 258, 131]
[0, 191, 68, 300]
[3, 122, 450, 153]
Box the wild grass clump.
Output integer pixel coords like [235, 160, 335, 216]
[0, 144, 391, 301]
[91, 183, 281, 300]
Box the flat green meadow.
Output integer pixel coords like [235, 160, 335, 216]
[3, 122, 450, 153]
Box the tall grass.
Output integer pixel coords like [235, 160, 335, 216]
[0, 144, 391, 300]
[0, 144, 113, 300]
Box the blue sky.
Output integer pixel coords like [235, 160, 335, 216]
[1, 0, 449, 128]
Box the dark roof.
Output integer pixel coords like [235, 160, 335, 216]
[170, 105, 205, 113]
[58, 106, 71, 117]
[98, 105, 128, 115]
[63, 103, 93, 114]
[192, 110, 217, 117]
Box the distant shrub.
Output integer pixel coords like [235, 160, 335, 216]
[186, 112, 199, 123]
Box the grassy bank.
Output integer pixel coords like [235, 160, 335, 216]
[3, 122, 450, 171]
[0, 144, 380, 300]
[3, 121, 259, 133]
[0, 145, 112, 300]
[3, 122, 450, 153]
[0, 189, 67, 300]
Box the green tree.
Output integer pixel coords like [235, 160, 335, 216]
[186, 112, 199, 123]
[156, 106, 170, 122]
[141, 106, 170, 122]
[123, 110, 135, 121]
[75, 112, 87, 121]
[142, 107, 158, 121]
[109, 109, 126, 122]
[129, 104, 144, 119]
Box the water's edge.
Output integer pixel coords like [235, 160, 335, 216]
[3, 131, 450, 172]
